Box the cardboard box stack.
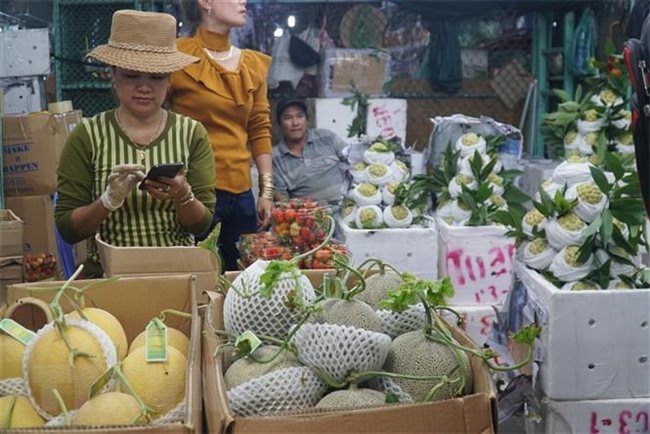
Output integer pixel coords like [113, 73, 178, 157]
[0, 209, 24, 302]
[2, 108, 83, 281]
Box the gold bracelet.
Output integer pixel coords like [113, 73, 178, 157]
[258, 173, 274, 201]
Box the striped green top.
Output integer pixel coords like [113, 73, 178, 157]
[55, 110, 216, 275]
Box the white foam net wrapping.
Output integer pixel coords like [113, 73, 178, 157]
[454, 134, 486, 157]
[44, 410, 78, 427]
[577, 118, 605, 134]
[549, 247, 594, 282]
[364, 149, 395, 166]
[377, 304, 426, 338]
[565, 184, 608, 223]
[551, 161, 594, 186]
[448, 176, 477, 198]
[355, 205, 384, 229]
[224, 260, 316, 339]
[227, 366, 326, 417]
[0, 378, 27, 397]
[352, 185, 383, 206]
[292, 323, 391, 383]
[152, 401, 186, 425]
[545, 219, 586, 251]
[22, 319, 118, 420]
[522, 241, 557, 271]
[383, 206, 413, 228]
[366, 376, 414, 404]
[365, 164, 393, 186]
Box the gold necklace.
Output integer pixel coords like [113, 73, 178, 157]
[205, 45, 235, 62]
[116, 108, 166, 161]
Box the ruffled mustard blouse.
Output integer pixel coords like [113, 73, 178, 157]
[170, 28, 272, 193]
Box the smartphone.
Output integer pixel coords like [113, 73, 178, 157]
[138, 162, 184, 190]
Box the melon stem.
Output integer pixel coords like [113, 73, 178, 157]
[435, 306, 464, 328]
[51, 388, 70, 426]
[114, 364, 156, 422]
[247, 312, 312, 364]
[158, 309, 192, 323]
[3, 395, 17, 429]
[331, 257, 366, 299]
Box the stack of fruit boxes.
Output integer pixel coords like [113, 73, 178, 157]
[436, 217, 515, 350]
[512, 262, 650, 433]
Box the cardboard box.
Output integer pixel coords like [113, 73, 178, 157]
[0, 255, 23, 304]
[6, 274, 202, 433]
[366, 99, 407, 147]
[5, 195, 58, 257]
[437, 217, 515, 306]
[95, 234, 219, 300]
[338, 217, 438, 281]
[319, 49, 391, 98]
[529, 396, 650, 434]
[203, 269, 497, 434]
[3, 110, 82, 197]
[0, 208, 24, 257]
[515, 262, 650, 400]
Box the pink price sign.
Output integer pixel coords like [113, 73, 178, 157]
[589, 410, 649, 434]
[444, 243, 516, 305]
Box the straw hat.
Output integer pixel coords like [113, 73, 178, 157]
[87, 10, 198, 73]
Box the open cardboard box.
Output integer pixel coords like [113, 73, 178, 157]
[6, 274, 203, 433]
[95, 234, 219, 302]
[202, 269, 497, 434]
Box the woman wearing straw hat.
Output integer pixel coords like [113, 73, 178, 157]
[54, 10, 217, 277]
[169, 0, 273, 271]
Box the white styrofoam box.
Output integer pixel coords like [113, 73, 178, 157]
[366, 99, 407, 147]
[518, 158, 559, 200]
[1, 77, 44, 114]
[533, 396, 650, 434]
[437, 217, 516, 306]
[409, 151, 425, 176]
[516, 262, 650, 400]
[337, 217, 438, 280]
[305, 98, 357, 143]
[0, 29, 50, 78]
[441, 304, 497, 347]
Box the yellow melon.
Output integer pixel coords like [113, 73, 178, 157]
[120, 346, 186, 417]
[0, 333, 26, 379]
[73, 392, 144, 426]
[67, 307, 128, 361]
[128, 327, 189, 359]
[27, 324, 110, 415]
[0, 395, 45, 428]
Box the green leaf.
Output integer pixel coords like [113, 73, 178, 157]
[612, 226, 638, 256]
[584, 260, 611, 289]
[553, 88, 572, 103]
[258, 261, 301, 298]
[589, 166, 612, 195]
[583, 215, 603, 238]
[469, 151, 484, 181]
[479, 157, 498, 181]
[474, 182, 493, 203]
[575, 84, 583, 102]
[499, 170, 524, 182]
[560, 101, 581, 112]
[577, 235, 596, 265]
[600, 210, 613, 247]
[503, 185, 531, 206]
[512, 324, 541, 345]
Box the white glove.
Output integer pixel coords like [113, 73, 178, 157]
[100, 164, 146, 211]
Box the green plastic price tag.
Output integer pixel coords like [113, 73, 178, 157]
[0, 318, 35, 346]
[145, 319, 168, 362]
[235, 330, 262, 356]
[89, 365, 116, 399]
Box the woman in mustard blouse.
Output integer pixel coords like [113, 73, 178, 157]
[171, 0, 273, 270]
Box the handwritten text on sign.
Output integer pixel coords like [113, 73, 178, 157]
[445, 243, 516, 305]
[366, 100, 406, 146]
[589, 410, 648, 434]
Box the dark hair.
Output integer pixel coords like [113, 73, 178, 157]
[180, 0, 203, 36]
